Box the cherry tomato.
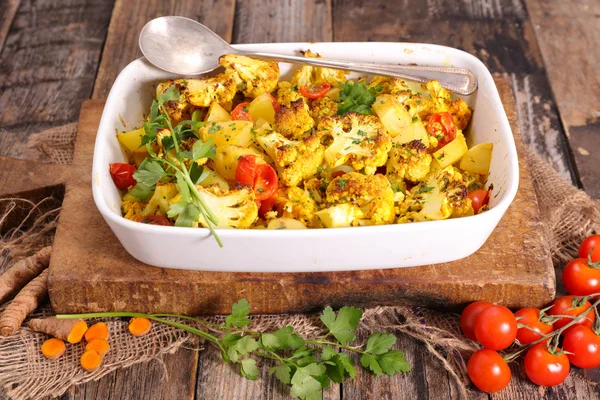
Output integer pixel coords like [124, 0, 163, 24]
[109, 163, 137, 190]
[562, 257, 600, 296]
[468, 189, 490, 214]
[299, 83, 331, 99]
[137, 215, 173, 226]
[579, 234, 600, 262]
[474, 305, 518, 350]
[269, 94, 281, 113]
[254, 163, 278, 201]
[548, 295, 595, 334]
[467, 349, 511, 393]
[460, 301, 493, 341]
[514, 308, 553, 345]
[232, 101, 252, 121]
[258, 195, 277, 218]
[427, 112, 457, 150]
[235, 155, 279, 201]
[523, 344, 570, 387]
[562, 325, 600, 369]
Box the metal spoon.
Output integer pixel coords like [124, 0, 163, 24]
[139, 16, 477, 95]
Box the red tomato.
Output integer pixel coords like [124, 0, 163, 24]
[235, 155, 257, 187]
[514, 308, 553, 345]
[468, 189, 490, 214]
[562, 257, 600, 296]
[235, 155, 279, 201]
[548, 295, 595, 334]
[258, 195, 277, 218]
[460, 301, 494, 341]
[269, 94, 281, 113]
[427, 112, 457, 150]
[232, 101, 252, 121]
[579, 234, 600, 262]
[299, 83, 331, 99]
[524, 344, 570, 387]
[474, 305, 518, 350]
[109, 163, 137, 190]
[254, 163, 278, 201]
[467, 349, 511, 393]
[563, 325, 600, 369]
[136, 215, 172, 226]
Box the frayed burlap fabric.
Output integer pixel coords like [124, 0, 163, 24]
[0, 123, 598, 399]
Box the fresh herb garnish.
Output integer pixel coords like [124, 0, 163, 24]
[336, 82, 382, 116]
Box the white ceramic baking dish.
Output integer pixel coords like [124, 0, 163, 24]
[92, 42, 519, 272]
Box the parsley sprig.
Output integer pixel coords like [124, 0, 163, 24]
[131, 86, 222, 246]
[59, 299, 410, 400]
[336, 82, 383, 116]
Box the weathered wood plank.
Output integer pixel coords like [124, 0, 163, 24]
[0, 0, 20, 52]
[0, 0, 114, 160]
[91, 0, 236, 99]
[331, 0, 578, 186]
[232, 0, 333, 43]
[525, 0, 600, 199]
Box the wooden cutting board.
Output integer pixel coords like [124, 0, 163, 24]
[0, 77, 555, 315]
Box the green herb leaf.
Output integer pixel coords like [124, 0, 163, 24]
[192, 110, 204, 122]
[260, 326, 305, 350]
[240, 358, 259, 380]
[360, 334, 410, 377]
[192, 137, 216, 161]
[157, 86, 180, 105]
[290, 363, 327, 400]
[161, 135, 174, 152]
[336, 82, 381, 116]
[320, 306, 362, 344]
[133, 160, 167, 187]
[378, 350, 411, 375]
[128, 183, 154, 201]
[269, 363, 292, 384]
[321, 346, 356, 383]
[175, 171, 190, 203]
[226, 299, 251, 328]
[364, 332, 396, 355]
[189, 162, 208, 185]
[168, 202, 200, 227]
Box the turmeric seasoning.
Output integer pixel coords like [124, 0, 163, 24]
[41, 338, 66, 360]
[66, 320, 88, 344]
[0, 246, 51, 304]
[84, 322, 109, 341]
[0, 269, 48, 337]
[85, 338, 110, 356]
[28, 317, 82, 341]
[80, 349, 102, 372]
[128, 317, 151, 336]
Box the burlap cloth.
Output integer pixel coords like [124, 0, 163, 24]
[0, 124, 598, 400]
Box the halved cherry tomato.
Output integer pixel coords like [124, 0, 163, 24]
[427, 112, 457, 150]
[232, 101, 252, 121]
[548, 295, 595, 334]
[579, 234, 600, 262]
[269, 94, 281, 113]
[467, 349, 511, 393]
[254, 163, 278, 201]
[299, 83, 331, 99]
[109, 163, 137, 190]
[514, 307, 553, 345]
[562, 325, 600, 369]
[468, 189, 491, 214]
[137, 215, 172, 226]
[460, 301, 493, 341]
[523, 344, 570, 387]
[259, 195, 277, 218]
[474, 305, 518, 350]
[562, 257, 600, 296]
[235, 155, 279, 201]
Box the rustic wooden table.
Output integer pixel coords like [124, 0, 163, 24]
[1, 0, 599, 399]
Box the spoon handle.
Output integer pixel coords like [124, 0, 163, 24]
[237, 50, 477, 96]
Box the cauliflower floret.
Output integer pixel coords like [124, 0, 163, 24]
[121, 200, 147, 221]
[143, 183, 179, 216]
[461, 170, 484, 191]
[256, 130, 324, 187]
[397, 166, 473, 223]
[219, 54, 279, 98]
[316, 203, 365, 228]
[274, 98, 315, 139]
[449, 98, 472, 130]
[309, 96, 338, 124]
[386, 139, 432, 183]
[425, 80, 472, 129]
[272, 187, 318, 227]
[304, 177, 329, 206]
[291, 50, 348, 88]
[317, 172, 395, 227]
[395, 90, 435, 120]
[276, 81, 303, 107]
[368, 76, 410, 94]
[157, 73, 238, 113]
[192, 187, 258, 229]
[319, 113, 392, 175]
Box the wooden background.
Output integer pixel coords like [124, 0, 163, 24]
[0, 0, 599, 399]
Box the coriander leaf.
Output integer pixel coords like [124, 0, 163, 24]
[321, 347, 356, 383]
[222, 333, 259, 363]
[260, 326, 305, 351]
[189, 162, 206, 184]
[171, 202, 200, 227]
[240, 358, 259, 380]
[360, 353, 382, 376]
[129, 182, 154, 201]
[192, 137, 216, 161]
[226, 299, 251, 328]
[378, 350, 410, 375]
[314, 373, 330, 389]
[319, 306, 362, 344]
[320, 346, 336, 361]
[192, 110, 204, 122]
[235, 336, 259, 356]
[161, 135, 174, 152]
[149, 99, 159, 121]
[336, 82, 380, 116]
[157, 86, 180, 105]
[290, 363, 327, 400]
[364, 332, 396, 355]
[175, 171, 190, 203]
[269, 364, 292, 384]
[133, 160, 167, 187]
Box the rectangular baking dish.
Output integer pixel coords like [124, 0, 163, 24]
[91, 42, 519, 272]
